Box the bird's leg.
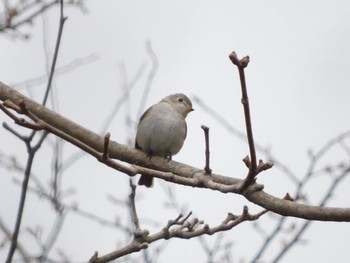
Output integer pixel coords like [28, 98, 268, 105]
[147, 151, 153, 160]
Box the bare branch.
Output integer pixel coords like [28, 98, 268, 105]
[129, 180, 143, 234]
[5, 127, 48, 263]
[252, 148, 350, 262]
[193, 95, 299, 184]
[89, 206, 266, 263]
[102, 133, 111, 161]
[3, 4, 84, 259]
[229, 52, 263, 193]
[1, 82, 350, 222]
[137, 40, 159, 119]
[42, 0, 67, 106]
[0, 0, 83, 35]
[0, 216, 30, 263]
[201, 125, 212, 175]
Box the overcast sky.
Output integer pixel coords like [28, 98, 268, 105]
[1, 1, 350, 262]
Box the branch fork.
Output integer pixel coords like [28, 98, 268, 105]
[229, 51, 274, 193]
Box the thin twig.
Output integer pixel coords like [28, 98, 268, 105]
[3, 96, 50, 263]
[102, 133, 111, 160]
[272, 167, 350, 263]
[89, 206, 266, 263]
[0, 216, 30, 263]
[193, 95, 298, 184]
[229, 51, 259, 192]
[128, 180, 143, 234]
[137, 41, 159, 119]
[0, 1, 58, 32]
[252, 133, 350, 262]
[42, 0, 67, 106]
[5, 131, 49, 263]
[201, 125, 212, 175]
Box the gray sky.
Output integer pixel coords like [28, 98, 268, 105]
[1, 1, 350, 262]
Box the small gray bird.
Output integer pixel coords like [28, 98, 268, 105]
[135, 93, 194, 187]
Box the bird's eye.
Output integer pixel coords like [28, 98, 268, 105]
[178, 97, 184, 102]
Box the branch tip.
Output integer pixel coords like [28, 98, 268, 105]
[200, 125, 209, 131]
[228, 51, 239, 65]
[283, 193, 295, 201]
[240, 56, 250, 68]
[229, 51, 250, 68]
[89, 251, 98, 262]
[242, 205, 249, 215]
[242, 155, 251, 167]
[102, 133, 111, 160]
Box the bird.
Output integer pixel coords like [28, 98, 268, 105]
[135, 93, 194, 187]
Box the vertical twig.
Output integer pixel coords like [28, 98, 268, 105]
[201, 125, 212, 175]
[42, 0, 67, 106]
[102, 133, 111, 160]
[229, 51, 257, 192]
[137, 41, 159, 119]
[41, 211, 66, 260]
[129, 180, 142, 233]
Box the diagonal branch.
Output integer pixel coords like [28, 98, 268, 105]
[1, 82, 350, 222]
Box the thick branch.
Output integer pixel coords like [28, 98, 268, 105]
[1, 82, 350, 221]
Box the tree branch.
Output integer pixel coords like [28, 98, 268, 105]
[229, 52, 261, 193]
[201, 125, 212, 175]
[42, 0, 67, 106]
[1, 82, 350, 221]
[89, 206, 266, 263]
